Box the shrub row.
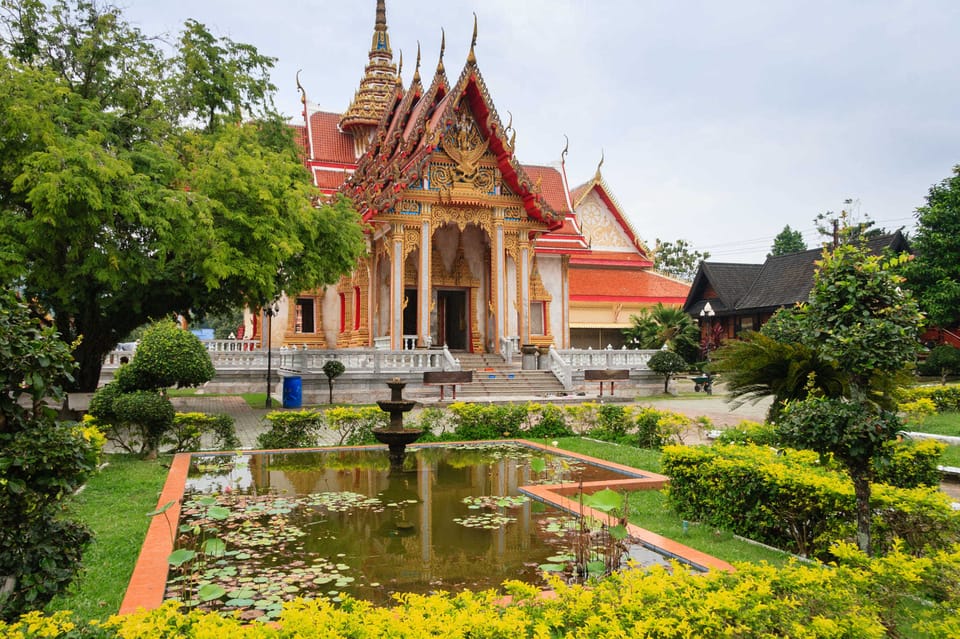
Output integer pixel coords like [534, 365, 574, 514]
[88, 410, 239, 454]
[898, 384, 960, 412]
[8, 542, 960, 638]
[662, 443, 960, 559]
[714, 421, 946, 489]
[254, 403, 699, 451]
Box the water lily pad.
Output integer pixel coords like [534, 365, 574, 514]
[197, 583, 226, 602]
[168, 549, 196, 567]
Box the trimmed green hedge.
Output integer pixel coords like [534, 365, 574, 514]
[662, 444, 960, 559]
[10, 542, 960, 637]
[898, 384, 960, 412]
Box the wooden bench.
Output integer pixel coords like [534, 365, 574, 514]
[423, 370, 473, 400]
[584, 369, 630, 397]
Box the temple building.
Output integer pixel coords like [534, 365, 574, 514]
[260, 0, 688, 354]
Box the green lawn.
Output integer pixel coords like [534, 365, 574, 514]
[46, 455, 170, 622]
[906, 411, 960, 437]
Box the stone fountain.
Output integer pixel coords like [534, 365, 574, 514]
[374, 378, 421, 469]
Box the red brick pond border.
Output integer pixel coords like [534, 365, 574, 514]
[119, 440, 733, 614]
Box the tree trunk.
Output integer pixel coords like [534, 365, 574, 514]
[663, 374, 671, 394]
[852, 471, 872, 554]
[328, 380, 334, 405]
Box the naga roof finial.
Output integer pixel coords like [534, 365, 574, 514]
[595, 149, 605, 181]
[413, 41, 422, 82]
[396, 50, 403, 84]
[437, 28, 446, 73]
[561, 134, 569, 166]
[468, 13, 478, 64]
[296, 69, 306, 106]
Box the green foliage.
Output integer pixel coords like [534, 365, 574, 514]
[897, 384, 960, 412]
[110, 391, 176, 456]
[256, 410, 324, 450]
[876, 438, 945, 489]
[127, 321, 215, 390]
[709, 332, 847, 421]
[646, 349, 688, 393]
[164, 413, 239, 452]
[324, 406, 386, 446]
[622, 303, 699, 363]
[0, 2, 366, 391]
[715, 420, 779, 446]
[0, 290, 102, 621]
[902, 165, 960, 327]
[448, 402, 528, 440]
[15, 543, 960, 637]
[653, 238, 710, 281]
[662, 443, 960, 559]
[920, 344, 960, 382]
[321, 360, 345, 404]
[524, 404, 573, 439]
[768, 224, 807, 256]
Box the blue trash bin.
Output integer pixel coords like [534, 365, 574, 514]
[282, 376, 302, 408]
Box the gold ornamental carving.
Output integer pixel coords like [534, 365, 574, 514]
[441, 109, 488, 182]
[402, 227, 420, 261]
[430, 205, 493, 239]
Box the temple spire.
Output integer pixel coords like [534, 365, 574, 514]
[436, 28, 445, 74]
[340, 0, 398, 132]
[467, 13, 477, 64]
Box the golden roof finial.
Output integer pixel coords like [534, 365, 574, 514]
[594, 149, 605, 181]
[413, 41, 421, 82]
[296, 69, 306, 106]
[468, 13, 478, 64]
[396, 50, 403, 85]
[561, 134, 569, 165]
[341, 0, 398, 131]
[437, 28, 446, 74]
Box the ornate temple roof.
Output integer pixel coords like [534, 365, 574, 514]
[343, 23, 563, 230]
[340, 0, 399, 132]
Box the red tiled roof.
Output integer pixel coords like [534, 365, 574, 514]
[570, 267, 690, 302]
[307, 111, 356, 164]
[314, 169, 350, 190]
[522, 165, 570, 214]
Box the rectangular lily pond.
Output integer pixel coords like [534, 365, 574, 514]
[126, 441, 728, 621]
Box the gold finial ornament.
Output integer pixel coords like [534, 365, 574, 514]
[468, 13, 478, 64]
[437, 28, 446, 73]
[396, 50, 403, 85]
[413, 41, 421, 82]
[296, 69, 306, 105]
[594, 149, 605, 181]
[561, 134, 569, 165]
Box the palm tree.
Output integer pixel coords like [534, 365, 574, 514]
[624, 303, 699, 362]
[708, 332, 847, 422]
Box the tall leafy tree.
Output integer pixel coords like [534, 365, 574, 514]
[0, 0, 366, 390]
[902, 165, 960, 328]
[653, 238, 710, 281]
[768, 224, 806, 257]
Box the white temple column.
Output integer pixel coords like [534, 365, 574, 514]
[390, 225, 404, 350]
[493, 209, 505, 347]
[418, 214, 432, 347]
[519, 238, 530, 344]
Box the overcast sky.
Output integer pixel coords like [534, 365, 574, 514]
[120, 0, 960, 263]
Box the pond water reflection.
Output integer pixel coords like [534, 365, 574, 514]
[170, 443, 669, 619]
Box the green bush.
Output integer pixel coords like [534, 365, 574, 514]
[662, 443, 960, 559]
[589, 404, 630, 442]
[448, 402, 527, 440]
[715, 420, 780, 446]
[0, 290, 104, 620]
[647, 349, 688, 393]
[324, 406, 386, 446]
[256, 410, 324, 449]
[126, 320, 215, 390]
[164, 412, 240, 452]
[111, 391, 176, 456]
[898, 384, 960, 412]
[876, 438, 946, 488]
[525, 403, 573, 439]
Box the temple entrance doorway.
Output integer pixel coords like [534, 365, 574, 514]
[437, 289, 468, 351]
[403, 289, 418, 342]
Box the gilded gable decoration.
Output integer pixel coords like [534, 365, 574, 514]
[441, 108, 488, 183]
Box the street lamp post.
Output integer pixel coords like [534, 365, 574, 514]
[699, 302, 716, 359]
[264, 302, 280, 408]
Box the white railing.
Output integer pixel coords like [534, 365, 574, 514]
[548, 346, 572, 389]
[440, 346, 461, 371]
[555, 347, 657, 370]
[204, 339, 261, 352]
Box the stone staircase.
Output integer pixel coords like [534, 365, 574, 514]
[421, 352, 568, 401]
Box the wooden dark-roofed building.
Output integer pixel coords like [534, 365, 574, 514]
[684, 231, 909, 340]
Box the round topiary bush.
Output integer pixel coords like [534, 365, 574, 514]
[647, 350, 688, 393]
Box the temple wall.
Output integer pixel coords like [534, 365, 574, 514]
[538, 255, 564, 343]
[321, 284, 339, 347]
